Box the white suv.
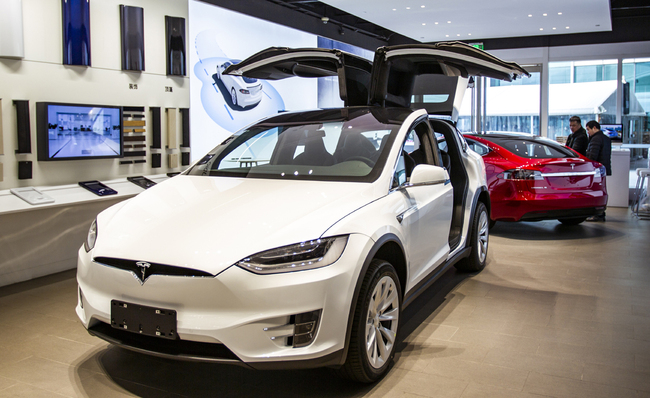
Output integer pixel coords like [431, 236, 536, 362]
[76, 42, 527, 382]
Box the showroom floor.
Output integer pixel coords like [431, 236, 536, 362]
[0, 207, 649, 398]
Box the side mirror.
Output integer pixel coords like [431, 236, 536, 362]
[408, 164, 449, 186]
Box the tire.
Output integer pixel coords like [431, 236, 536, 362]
[455, 201, 489, 273]
[559, 217, 587, 225]
[231, 88, 238, 106]
[335, 259, 401, 383]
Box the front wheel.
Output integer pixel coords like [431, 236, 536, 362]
[455, 201, 489, 272]
[335, 259, 401, 383]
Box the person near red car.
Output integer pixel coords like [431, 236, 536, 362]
[584, 120, 612, 221]
[566, 116, 589, 156]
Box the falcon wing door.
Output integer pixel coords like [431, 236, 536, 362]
[222, 47, 373, 107]
[369, 41, 530, 120]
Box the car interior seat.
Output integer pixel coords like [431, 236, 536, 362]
[293, 130, 335, 166]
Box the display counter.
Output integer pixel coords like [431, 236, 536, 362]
[0, 174, 170, 287]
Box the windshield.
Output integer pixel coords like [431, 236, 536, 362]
[188, 111, 401, 182]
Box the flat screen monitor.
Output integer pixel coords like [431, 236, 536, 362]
[37, 102, 123, 161]
[600, 124, 623, 142]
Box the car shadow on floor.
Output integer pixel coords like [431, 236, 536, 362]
[489, 219, 625, 241]
[72, 268, 473, 397]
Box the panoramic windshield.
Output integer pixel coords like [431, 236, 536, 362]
[188, 110, 402, 182]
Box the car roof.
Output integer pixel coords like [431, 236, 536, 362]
[256, 106, 415, 126]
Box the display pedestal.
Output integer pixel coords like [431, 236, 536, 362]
[609, 148, 630, 207]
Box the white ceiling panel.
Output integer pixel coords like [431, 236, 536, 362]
[320, 0, 612, 42]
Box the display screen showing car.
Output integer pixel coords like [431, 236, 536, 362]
[464, 133, 608, 225]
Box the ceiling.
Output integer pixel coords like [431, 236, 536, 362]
[319, 0, 612, 43]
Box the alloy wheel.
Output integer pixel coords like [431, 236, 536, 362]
[365, 275, 399, 369]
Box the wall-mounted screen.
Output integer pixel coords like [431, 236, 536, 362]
[36, 102, 123, 161]
[600, 124, 623, 142]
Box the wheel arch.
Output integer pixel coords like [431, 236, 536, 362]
[336, 233, 406, 367]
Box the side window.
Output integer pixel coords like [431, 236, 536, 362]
[466, 138, 491, 156]
[392, 121, 439, 189]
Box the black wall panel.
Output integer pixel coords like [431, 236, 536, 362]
[18, 161, 32, 180]
[151, 153, 161, 168]
[62, 0, 91, 66]
[150, 107, 161, 149]
[181, 152, 190, 166]
[13, 100, 31, 154]
[120, 5, 145, 71]
[180, 108, 189, 147]
[165, 16, 186, 76]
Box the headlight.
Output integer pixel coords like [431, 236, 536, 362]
[236, 236, 348, 274]
[499, 169, 543, 180]
[84, 219, 97, 252]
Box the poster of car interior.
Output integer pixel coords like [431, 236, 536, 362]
[188, 0, 373, 160]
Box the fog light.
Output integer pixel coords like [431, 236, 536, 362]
[292, 310, 321, 348]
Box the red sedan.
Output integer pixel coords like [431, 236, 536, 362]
[463, 133, 608, 226]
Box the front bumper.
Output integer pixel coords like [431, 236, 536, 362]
[76, 234, 374, 368]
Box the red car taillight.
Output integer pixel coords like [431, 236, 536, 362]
[498, 169, 543, 180]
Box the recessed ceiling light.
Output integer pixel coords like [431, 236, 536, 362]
[543, 13, 547, 16]
[447, 21, 451, 23]
[392, 8, 397, 11]
[540, 28, 543, 30]
[435, 22, 438, 24]
[406, 7, 410, 9]
[421, 5, 425, 8]
[558, 12, 563, 15]
[446, 34, 449, 37]
[566, 26, 570, 29]
[528, 14, 532, 17]
[553, 27, 556, 30]
[468, 33, 471, 36]
[422, 23, 426, 25]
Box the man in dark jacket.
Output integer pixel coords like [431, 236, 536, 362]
[585, 120, 611, 221]
[565, 116, 588, 156]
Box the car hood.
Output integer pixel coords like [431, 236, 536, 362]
[93, 175, 378, 275]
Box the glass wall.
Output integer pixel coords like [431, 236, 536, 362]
[547, 60, 618, 141]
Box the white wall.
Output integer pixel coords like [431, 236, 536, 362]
[0, 0, 190, 189]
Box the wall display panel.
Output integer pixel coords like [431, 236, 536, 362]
[0, 0, 24, 58]
[62, 0, 91, 66]
[122, 107, 146, 163]
[165, 16, 186, 76]
[120, 5, 145, 71]
[181, 151, 190, 166]
[168, 153, 179, 168]
[180, 107, 189, 147]
[166, 108, 177, 148]
[13, 100, 30, 154]
[150, 107, 161, 149]
[18, 160, 31, 179]
[151, 153, 161, 168]
[36, 102, 123, 161]
[0, 98, 4, 155]
[188, 1, 340, 160]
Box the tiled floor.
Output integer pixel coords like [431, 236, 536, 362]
[0, 207, 649, 397]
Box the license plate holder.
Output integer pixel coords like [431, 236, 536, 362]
[111, 300, 177, 340]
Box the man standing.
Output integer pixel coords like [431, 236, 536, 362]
[585, 120, 611, 221]
[566, 116, 588, 156]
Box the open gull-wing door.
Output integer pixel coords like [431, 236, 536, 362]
[369, 41, 530, 120]
[222, 47, 373, 107]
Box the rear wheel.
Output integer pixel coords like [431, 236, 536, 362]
[559, 217, 587, 225]
[336, 259, 401, 383]
[455, 201, 489, 272]
[231, 88, 238, 106]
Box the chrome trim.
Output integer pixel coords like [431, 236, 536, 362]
[400, 179, 449, 189]
[396, 205, 418, 223]
[540, 171, 598, 178]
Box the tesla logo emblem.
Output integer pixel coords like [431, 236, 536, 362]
[570, 164, 575, 170]
[135, 262, 151, 285]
